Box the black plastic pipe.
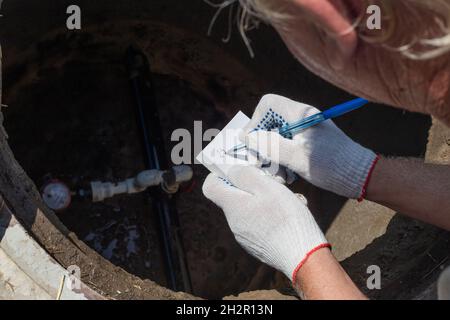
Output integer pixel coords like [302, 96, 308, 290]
[126, 46, 192, 293]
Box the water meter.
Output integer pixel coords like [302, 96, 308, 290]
[41, 180, 72, 211]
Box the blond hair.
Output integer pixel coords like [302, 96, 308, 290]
[205, 0, 450, 60]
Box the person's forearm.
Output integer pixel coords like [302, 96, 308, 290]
[366, 157, 450, 230]
[294, 248, 366, 300]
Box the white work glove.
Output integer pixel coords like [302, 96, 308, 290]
[241, 94, 378, 200]
[203, 166, 330, 282]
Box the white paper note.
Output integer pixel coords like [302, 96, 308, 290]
[196, 111, 253, 177]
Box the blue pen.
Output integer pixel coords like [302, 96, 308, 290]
[227, 97, 369, 155]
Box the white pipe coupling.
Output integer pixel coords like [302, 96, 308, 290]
[91, 165, 193, 202]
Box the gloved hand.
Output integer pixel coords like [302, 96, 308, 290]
[240, 94, 379, 200]
[203, 166, 330, 282]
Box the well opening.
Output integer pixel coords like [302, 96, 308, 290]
[0, 0, 443, 300]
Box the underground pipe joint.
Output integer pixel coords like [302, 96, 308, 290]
[91, 165, 193, 202]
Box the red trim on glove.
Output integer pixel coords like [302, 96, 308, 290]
[291, 243, 332, 284]
[357, 155, 380, 202]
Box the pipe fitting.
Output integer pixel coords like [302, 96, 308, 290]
[90, 165, 193, 202]
[162, 165, 193, 194]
